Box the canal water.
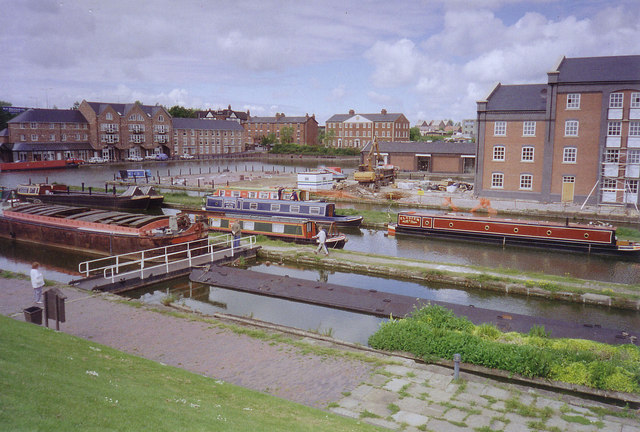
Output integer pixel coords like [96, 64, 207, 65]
[2, 160, 640, 344]
[1, 238, 638, 346]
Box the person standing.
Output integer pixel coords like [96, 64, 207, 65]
[231, 220, 241, 248]
[313, 226, 329, 256]
[30, 262, 44, 304]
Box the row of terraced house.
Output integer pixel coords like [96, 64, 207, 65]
[0, 101, 411, 164]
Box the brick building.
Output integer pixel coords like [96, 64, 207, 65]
[360, 140, 475, 174]
[4, 108, 92, 162]
[79, 101, 172, 161]
[172, 118, 245, 156]
[196, 105, 250, 124]
[245, 113, 318, 146]
[476, 55, 640, 206]
[326, 109, 410, 149]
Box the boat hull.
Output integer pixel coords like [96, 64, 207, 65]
[20, 192, 150, 210]
[390, 212, 640, 257]
[0, 207, 206, 256]
[0, 160, 77, 172]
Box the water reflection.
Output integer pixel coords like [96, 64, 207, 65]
[249, 262, 640, 333]
[129, 277, 383, 345]
[342, 229, 640, 284]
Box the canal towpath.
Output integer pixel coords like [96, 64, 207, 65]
[2, 276, 640, 431]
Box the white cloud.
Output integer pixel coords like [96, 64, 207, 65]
[365, 39, 421, 87]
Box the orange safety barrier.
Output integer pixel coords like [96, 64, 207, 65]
[442, 197, 459, 212]
[471, 198, 496, 214]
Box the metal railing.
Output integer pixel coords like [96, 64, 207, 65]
[78, 234, 256, 284]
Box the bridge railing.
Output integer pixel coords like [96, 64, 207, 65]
[78, 234, 256, 284]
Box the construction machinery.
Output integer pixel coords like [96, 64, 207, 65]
[354, 137, 396, 188]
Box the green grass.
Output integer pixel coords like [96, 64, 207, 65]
[615, 226, 640, 242]
[0, 315, 383, 432]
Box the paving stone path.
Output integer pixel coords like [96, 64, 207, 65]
[3, 278, 639, 431]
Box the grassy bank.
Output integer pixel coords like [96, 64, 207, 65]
[0, 315, 381, 432]
[369, 305, 640, 394]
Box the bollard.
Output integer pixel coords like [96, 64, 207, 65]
[453, 353, 461, 380]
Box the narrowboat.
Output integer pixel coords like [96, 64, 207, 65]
[15, 183, 153, 211]
[212, 187, 310, 201]
[206, 214, 347, 248]
[0, 203, 207, 255]
[117, 169, 153, 180]
[204, 196, 363, 227]
[388, 211, 640, 256]
[0, 159, 81, 172]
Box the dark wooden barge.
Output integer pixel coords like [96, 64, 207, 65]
[0, 203, 206, 255]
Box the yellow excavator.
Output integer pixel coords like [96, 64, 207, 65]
[354, 137, 397, 188]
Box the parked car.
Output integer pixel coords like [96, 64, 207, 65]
[88, 157, 105, 164]
[144, 155, 157, 160]
[180, 154, 194, 160]
[126, 156, 144, 162]
[155, 153, 169, 161]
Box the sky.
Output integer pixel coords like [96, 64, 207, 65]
[1, 0, 639, 125]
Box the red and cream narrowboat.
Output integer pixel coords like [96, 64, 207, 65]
[207, 214, 347, 249]
[388, 211, 640, 256]
[0, 203, 207, 256]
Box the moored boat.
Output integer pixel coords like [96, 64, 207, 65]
[0, 159, 81, 172]
[117, 169, 152, 180]
[0, 203, 207, 255]
[16, 183, 152, 211]
[212, 187, 310, 201]
[138, 186, 165, 209]
[388, 211, 640, 256]
[204, 196, 362, 227]
[206, 214, 347, 248]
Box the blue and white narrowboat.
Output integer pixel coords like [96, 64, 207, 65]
[204, 196, 363, 227]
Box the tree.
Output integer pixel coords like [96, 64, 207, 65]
[260, 133, 277, 149]
[0, 100, 14, 131]
[410, 126, 421, 141]
[168, 105, 197, 118]
[320, 129, 335, 147]
[72, 101, 81, 110]
[279, 126, 294, 145]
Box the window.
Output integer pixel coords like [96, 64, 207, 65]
[158, 115, 164, 122]
[522, 121, 536, 136]
[31, 134, 37, 141]
[492, 146, 505, 161]
[491, 173, 504, 188]
[632, 93, 640, 108]
[564, 120, 579, 136]
[563, 147, 577, 163]
[609, 93, 623, 108]
[521, 146, 534, 162]
[607, 121, 622, 136]
[604, 149, 620, 163]
[106, 113, 113, 120]
[519, 174, 533, 190]
[628, 150, 640, 164]
[566, 93, 580, 109]
[602, 178, 617, 190]
[493, 121, 506, 136]
[626, 180, 639, 194]
[629, 121, 640, 136]
[30, 122, 37, 129]
[563, 176, 575, 184]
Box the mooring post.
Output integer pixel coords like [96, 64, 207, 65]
[453, 353, 461, 379]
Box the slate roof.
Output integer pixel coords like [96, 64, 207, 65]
[198, 108, 249, 121]
[84, 101, 165, 117]
[485, 84, 547, 112]
[361, 140, 476, 155]
[326, 112, 405, 123]
[172, 118, 244, 131]
[248, 116, 313, 124]
[10, 142, 93, 151]
[555, 55, 640, 83]
[8, 108, 88, 124]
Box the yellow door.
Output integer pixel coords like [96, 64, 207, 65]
[561, 181, 575, 202]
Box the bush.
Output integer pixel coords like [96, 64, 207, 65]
[368, 305, 640, 393]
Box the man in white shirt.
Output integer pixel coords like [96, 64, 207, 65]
[313, 227, 328, 256]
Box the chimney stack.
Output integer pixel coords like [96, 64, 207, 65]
[381, 109, 387, 115]
[349, 109, 355, 115]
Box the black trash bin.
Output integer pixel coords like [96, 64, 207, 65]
[23, 306, 43, 325]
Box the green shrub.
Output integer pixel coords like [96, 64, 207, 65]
[528, 325, 550, 338]
[368, 305, 640, 393]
